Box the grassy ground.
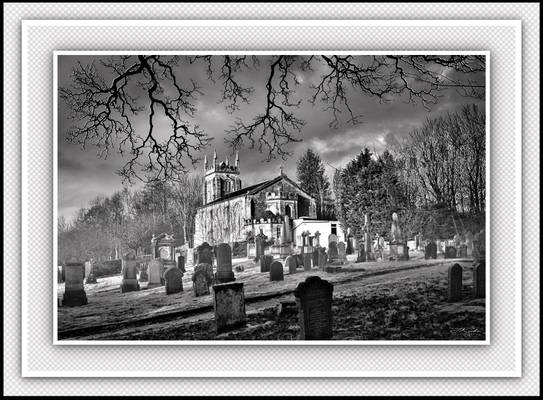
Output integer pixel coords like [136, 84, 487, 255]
[57, 252, 485, 341]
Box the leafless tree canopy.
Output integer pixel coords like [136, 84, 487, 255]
[60, 55, 485, 183]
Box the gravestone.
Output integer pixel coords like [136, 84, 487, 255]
[286, 255, 297, 274]
[213, 282, 246, 334]
[294, 276, 334, 340]
[303, 253, 312, 271]
[448, 264, 462, 301]
[357, 246, 366, 262]
[424, 241, 438, 259]
[164, 266, 184, 294]
[312, 249, 319, 268]
[57, 266, 63, 283]
[192, 270, 210, 296]
[473, 261, 485, 298]
[85, 272, 97, 284]
[84, 261, 93, 278]
[62, 261, 88, 307]
[194, 263, 214, 286]
[397, 244, 409, 261]
[147, 258, 164, 289]
[260, 254, 274, 273]
[473, 230, 486, 262]
[215, 243, 235, 283]
[458, 244, 468, 258]
[444, 246, 457, 259]
[318, 248, 327, 271]
[197, 242, 214, 266]
[328, 233, 338, 245]
[448, 263, 463, 302]
[138, 263, 149, 282]
[270, 260, 284, 281]
[85, 261, 97, 284]
[120, 253, 140, 293]
[465, 231, 474, 257]
[177, 255, 186, 273]
[337, 242, 347, 263]
[328, 242, 339, 263]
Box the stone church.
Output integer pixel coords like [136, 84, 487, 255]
[193, 151, 318, 248]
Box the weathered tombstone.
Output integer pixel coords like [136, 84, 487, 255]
[473, 261, 485, 298]
[286, 255, 297, 274]
[120, 253, 140, 293]
[270, 260, 284, 281]
[147, 258, 164, 289]
[337, 242, 347, 263]
[397, 244, 410, 261]
[318, 248, 327, 271]
[448, 263, 463, 302]
[328, 233, 338, 245]
[194, 263, 214, 286]
[465, 231, 474, 257]
[444, 246, 457, 259]
[424, 241, 438, 259]
[357, 245, 366, 262]
[303, 253, 312, 271]
[85, 272, 97, 284]
[177, 255, 186, 273]
[192, 270, 210, 296]
[472, 229, 486, 262]
[312, 248, 319, 268]
[215, 243, 235, 283]
[328, 241, 339, 263]
[84, 261, 93, 278]
[62, 261, 88, 307]
[197, 242, 214, 266]
[261, 254, 274, 273]
[57, 266, 63, 283]
[294, 276, 334, 340]
[458, 244, 468, 258]
[213, 282, 246, 334]
[138, 263, 149, 282]
[346, 236, 354, 255]
[85, 261, 97, 284]
[164, 266, 184, 294]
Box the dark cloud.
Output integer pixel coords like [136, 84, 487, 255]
[57, 55, 485, 221]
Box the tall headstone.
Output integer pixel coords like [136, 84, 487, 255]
[192, 269, 210, 296]
[147, 258, 164, 289]
[465, 231, 474, 257]
[197, 242, 214, 266]
[138, 262, 149, 282]
[424, 241, 438, 259]
[448, 263, 463, 302]
[286, 255, 297, 274]
[318, 248, 327, 271]
[294, 276, 334, 340]
[312, 248, 319, 268]
[213, 282, 246, 334]
[295, 254, 304, 268]
[303, 253, 312, 271]
[473, 261, 485, 298]
[177, 255, 186, 273]
[215, 243, 235, 283]
[62, 261, 88, 307]
[337, 242, 347, 263]
[85, 261, 97, 284]
[120, 253, 140, 293]
[57, 266, 63, 283]
[260, 254, 273, 273]
[314, 231, 321, 248]
[255, 231, 266, 262]
[328, 233, 338, 245]
[164, 266, 184, 294]
[328, 241, 339, 263]
[270, 260, 284, 281]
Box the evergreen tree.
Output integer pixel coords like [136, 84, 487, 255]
[296, 149, 334, 219]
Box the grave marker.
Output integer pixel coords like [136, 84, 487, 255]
[164, 266, 184, 294]
[270, 260, 284, 281]
[215, 243, 235, 283]
[303, 253, 312, 271]
[192, 270, 210, 296]
[260, 254, 274, 273]
[473, 261, 485, 298]
[448, 263, 463, 302]
[424, 241, 438, 259]
[147, 258, 164, 289]
[62, 261, 88, 307]
[294, 276, 333, 340]
[213, 282, 246, 334]
[286, 255, 297, 274]
[120, 253, 140, 293]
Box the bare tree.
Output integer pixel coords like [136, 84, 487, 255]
[60, 55, 485, 183]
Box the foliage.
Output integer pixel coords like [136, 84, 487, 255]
[296, 149, 335, 219]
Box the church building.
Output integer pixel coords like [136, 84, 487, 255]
[193, 151, 323, 249]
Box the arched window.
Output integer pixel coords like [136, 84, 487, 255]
[285, 205, 291, 218]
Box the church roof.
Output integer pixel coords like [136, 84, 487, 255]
[203, 174, 314, 207]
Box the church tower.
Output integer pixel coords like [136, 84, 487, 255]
[203, 150, 242, 204]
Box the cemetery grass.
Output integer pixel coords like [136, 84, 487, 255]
[58, 257, 485, 341]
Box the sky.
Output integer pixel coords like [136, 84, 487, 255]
[57, 55, 485, 222]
